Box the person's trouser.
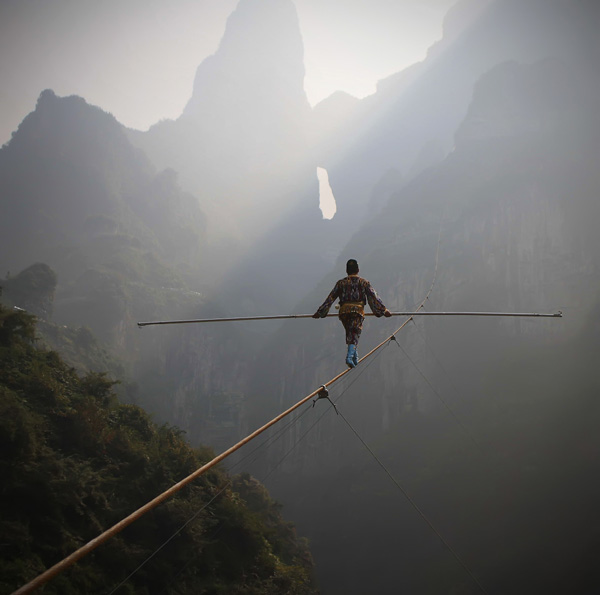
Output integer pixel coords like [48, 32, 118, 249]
[339, 313, 364, 345]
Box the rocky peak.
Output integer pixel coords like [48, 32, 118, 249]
[132, 0, 315, 265]
[7, 89, 146, 178]
[441, 0, 494, 45]
[0, 89, 205, 280]
[183, 0, 308, 121]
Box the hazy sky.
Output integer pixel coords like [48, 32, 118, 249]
[0, 0, 457, 145]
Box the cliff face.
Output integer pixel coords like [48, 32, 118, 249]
[314, 0, 600, 242]
[260, 50, 600, 455]
[255, 50, 598, 412]
[247, 55, 600, 593]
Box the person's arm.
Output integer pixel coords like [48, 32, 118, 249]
[366, 282, 391, 317]
[312, 282, 340, 318]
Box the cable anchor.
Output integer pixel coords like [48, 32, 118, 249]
[312, 385, 338, 415]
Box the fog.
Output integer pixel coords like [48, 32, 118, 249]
[1, 0, 600, 593]
[0, 0, 454, 146]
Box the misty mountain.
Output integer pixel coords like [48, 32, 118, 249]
[125, 0, 600, 317]
[245, 31, 600, 595]
[3, 0, 600, 592]
[128, 0, 312, 246]
[1, 87, 299, 445]
[252, 47, 600, 456]
[126, 0, 338, 316]
[0, 89, 210, 350]
[0, 89, 234, 430]
[315, 0, 600, 238]
[0, 89, 205, 281]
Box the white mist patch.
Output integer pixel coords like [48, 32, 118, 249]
[316, 167, 337, 220]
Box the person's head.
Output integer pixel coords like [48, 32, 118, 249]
[346, 259, 359, 275]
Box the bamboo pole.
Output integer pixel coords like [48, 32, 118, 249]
[138, 311, 562, 327]
[12, 381, 341, 595]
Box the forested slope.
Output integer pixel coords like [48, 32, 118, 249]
[0, 305, 316, 595]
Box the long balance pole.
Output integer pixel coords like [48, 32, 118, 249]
[138, 311, 562, 327]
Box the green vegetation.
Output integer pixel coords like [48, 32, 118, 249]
[0, 304, 316, 594]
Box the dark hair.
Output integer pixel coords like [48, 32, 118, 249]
[346, 259, 359, 275]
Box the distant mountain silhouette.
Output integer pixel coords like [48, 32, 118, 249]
[0, 89, 212, 387]
[128, 0, 312, 249]
[0, 89, 205, 281]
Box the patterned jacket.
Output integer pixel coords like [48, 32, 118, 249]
[315, 275, 388, 318]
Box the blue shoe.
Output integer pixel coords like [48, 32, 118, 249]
[346, 344, 357, 368]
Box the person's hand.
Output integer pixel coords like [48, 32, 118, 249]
[384, 309, 392, 317]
